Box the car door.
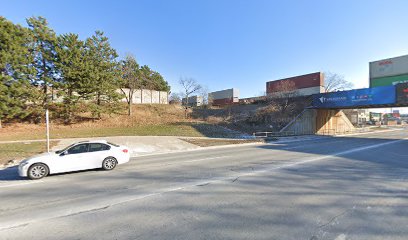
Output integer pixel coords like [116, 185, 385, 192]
[56, 143, 90, 173]
[87, 143, 111, 168]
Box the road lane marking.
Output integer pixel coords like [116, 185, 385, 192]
[0, 181, 43, 188]
[0, 156, 232, 189]
[175, 156, 230, 164]
[1, 137, 406, 231]
[127, 155, 233, 170]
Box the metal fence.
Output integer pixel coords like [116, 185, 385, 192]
[252, 131, 296, 138]
[254, 127, 376, 138]
[317, 127, 373, 136]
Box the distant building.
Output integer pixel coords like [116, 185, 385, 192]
[182, 95, 203, 107]
[266, 72, 324, 97]
[382, 112, 401, 125]
[344, 109, 370, 125]
[392, 110, 401, 118]
[209, 88, 239, 106]
[369, 112, 382, 123]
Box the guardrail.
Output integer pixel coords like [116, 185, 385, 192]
[317, 127, 373, 136]
[252, 131, 296, 138]
[254, 127, 378, 138]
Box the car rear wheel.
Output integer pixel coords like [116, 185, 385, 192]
[28, 163, 49, 180]
[102, 157, 117, 170]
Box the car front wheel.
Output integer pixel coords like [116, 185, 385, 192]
[28, 163, 49, 180]
[102, 157, 117, 170]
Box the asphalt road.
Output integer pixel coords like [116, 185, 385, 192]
[0, 130, 407, 240]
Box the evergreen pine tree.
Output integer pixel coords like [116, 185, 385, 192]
[26, 16, 59, 107]
[85, 31, 121, 119]
[0, 17, 38, 127]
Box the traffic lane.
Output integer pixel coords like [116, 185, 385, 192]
[257, 130, 408, 160]
[0, 129, 403, 183]
[0, 144, 327, 227]
[1, 134, 407, 239]
[0, 141, 404, 236]
[0, 130, 406, 220]
[2, 132, 404, 213]
[0, 131, 401, 204]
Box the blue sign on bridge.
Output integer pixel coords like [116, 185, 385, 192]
[312, 85, 396, 108]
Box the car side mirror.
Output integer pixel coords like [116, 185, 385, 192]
[59, 151, 67, 156]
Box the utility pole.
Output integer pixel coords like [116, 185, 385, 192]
[45, 108, 50, 153]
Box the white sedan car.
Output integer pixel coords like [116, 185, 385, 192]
[18, 140, 130, 180]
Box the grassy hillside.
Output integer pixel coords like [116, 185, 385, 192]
[0, 104, 245, 142]
[192, 98, 310, 134]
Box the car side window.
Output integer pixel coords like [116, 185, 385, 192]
[67, 144, 89, 155]
[89, 143, 111, 152]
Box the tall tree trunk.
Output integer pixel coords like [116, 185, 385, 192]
[97, 92, 101, 119]
[128, 90, 133, 116]
[185, 94, 189, 119]
[65, 90, 73, 124]
[0, 118, 2, 128]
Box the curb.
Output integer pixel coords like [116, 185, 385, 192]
[334, 128, 400, 137]
[133, 141, 265, 158]
[0, 135, 255, 145]
[0, 141, 265, 170]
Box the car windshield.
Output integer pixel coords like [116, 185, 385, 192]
[55, 143, 77, 154]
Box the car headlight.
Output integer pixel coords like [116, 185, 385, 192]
[20, 161, 30, 168]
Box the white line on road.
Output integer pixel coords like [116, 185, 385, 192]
[129, 155, 232, 170]
[249, 137, 408, 176]
[1, 137, 407, 231]
[0, 156, 232, 189]
[169, 156, 231, 164]
[0, 180, 43, 188]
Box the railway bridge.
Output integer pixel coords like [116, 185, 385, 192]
[281, 83, 408, 135]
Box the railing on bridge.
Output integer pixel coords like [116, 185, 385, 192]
[317, 127, 373, 136]
[252, 131, 296, 138]
[254, 127, 376, 138]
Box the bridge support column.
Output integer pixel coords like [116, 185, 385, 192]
[280, 109, 355, 135]
[315, 109, 355, 135]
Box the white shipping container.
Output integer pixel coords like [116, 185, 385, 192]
[370, 54, 408, 79]
[209, 88, 239, 100]
[118, 89, 168, 104]
[182, 95, 203, 107]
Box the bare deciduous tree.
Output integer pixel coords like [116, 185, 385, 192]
[198, 85, 210, 106]
[169, 92, 181, 104]
[267, 80, 298, 115]
[324, 72, 353, 92]
[179, 77, 202, 117]
[179, 77, 201, 105]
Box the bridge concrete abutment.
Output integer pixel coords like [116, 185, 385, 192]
[280, 109, 355, 135]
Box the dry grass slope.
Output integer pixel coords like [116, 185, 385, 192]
[0, 104, 245, 141]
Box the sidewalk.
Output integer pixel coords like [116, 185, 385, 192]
[1, 136, 268, 169]
[51, 136, 201, 157]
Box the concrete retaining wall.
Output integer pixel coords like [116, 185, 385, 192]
[119, 89, 169, 104]
[280, 109, 317, 135]
[316, 109, 355, 134]
[280, 109, 355, 135]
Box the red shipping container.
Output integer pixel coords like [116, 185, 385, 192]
[212, 98, 234, 106]
[266, 72, 324, 93]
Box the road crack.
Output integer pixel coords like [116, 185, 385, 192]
[61, 205, 111, 218]
[318, 209, 351, 229]
[196, 182, 210, 187]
